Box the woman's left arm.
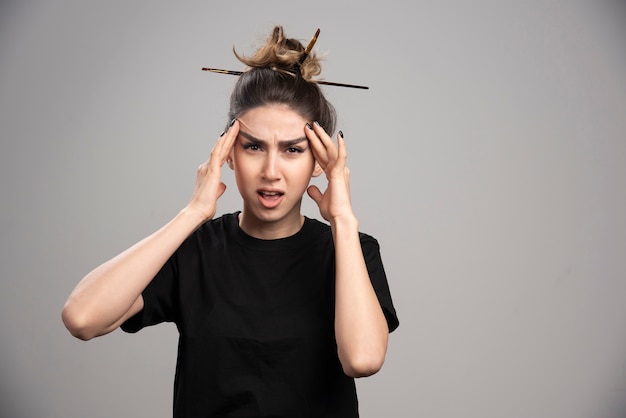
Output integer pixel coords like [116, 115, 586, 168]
[331, 216, 390, 378]
[306, 123, 389, 378]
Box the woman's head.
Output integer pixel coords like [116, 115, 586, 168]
[227, 26, 336, 135]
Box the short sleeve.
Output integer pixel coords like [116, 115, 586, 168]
[360, 233, 400, 333]
[121, 255, 179, 333]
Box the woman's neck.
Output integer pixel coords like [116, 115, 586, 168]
[237, 211, 305, 240]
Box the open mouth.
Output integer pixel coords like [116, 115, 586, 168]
[257, 189, 285, 208]
[258, 190, 284, 200]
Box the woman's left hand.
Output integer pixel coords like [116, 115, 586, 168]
[305, 122, 355, 224]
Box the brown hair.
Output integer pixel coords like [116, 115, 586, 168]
[227, 26, 336, 135]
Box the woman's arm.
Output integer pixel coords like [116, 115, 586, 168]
[306, 123, 389, 378]
[62, 121, 239, 340]
[62, 209, 207, 340]
[331, 216, 389, 378]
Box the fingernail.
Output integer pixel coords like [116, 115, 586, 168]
[306, 123, 313, 130]
[229, 118, 237, 127]
[219, 130, 226, 137]
[338, 130, 344, 138]
[314, 121, 321, 127]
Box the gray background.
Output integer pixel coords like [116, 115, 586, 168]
[1, 1, 626, 417]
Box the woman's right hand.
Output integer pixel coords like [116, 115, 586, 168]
[186, 119, 239, 221]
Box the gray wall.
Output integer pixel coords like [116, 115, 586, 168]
[1, 1, 626, 417]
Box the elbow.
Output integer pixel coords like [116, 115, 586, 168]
[337, 327, 389, 378]
[61, 302, 97, 341]
[339, 349, 386, 378]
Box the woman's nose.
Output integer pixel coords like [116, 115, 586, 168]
[261, 153, 280, 180]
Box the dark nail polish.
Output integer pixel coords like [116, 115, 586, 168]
[306, 123, 313, 130]
[229, 118, 237, 127]
[219, 130, 226, 137]
[338, 130, 344, 138]
[314, 121, 321, 127]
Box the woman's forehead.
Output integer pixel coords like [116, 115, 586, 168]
[238, 104, 308, 140]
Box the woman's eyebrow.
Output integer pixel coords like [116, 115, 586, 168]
[239, 130, 308, 147]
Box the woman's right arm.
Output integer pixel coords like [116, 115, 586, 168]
[61, 121, 239, 340]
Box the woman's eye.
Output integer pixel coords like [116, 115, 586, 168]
[286, 147, 304, 154]
[243, 143, 261, 151]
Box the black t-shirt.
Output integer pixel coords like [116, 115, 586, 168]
[122, 212, 399, 417]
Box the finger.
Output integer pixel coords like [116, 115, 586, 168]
[222, 119, 239, 150]
[311, 121, 338, 160]
[209, 120, 239, 168]
[305, 123, 338, 171]
[337, 131, 347, 166]
[216, 182, 227, 199]
[306, 185, 323, 205]
[305, 123, 327, 167]
[218, 119, 239, 155]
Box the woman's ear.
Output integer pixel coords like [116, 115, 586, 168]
[312, 161, 323, 177]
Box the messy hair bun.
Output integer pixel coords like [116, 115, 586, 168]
[234, 26, 322, 82]
[228, 26, 336, 135]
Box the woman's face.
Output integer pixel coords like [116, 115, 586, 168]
[230, 104, 322, 238]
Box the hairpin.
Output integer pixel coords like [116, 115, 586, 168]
[299, 28, 320, 64]
[202, 28, 369, 90]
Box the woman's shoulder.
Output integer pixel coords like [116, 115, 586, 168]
[178, 212, 239, 249]
[304, 217, 381, 249]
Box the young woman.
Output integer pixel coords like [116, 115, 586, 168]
[62, 26, 399, 417]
